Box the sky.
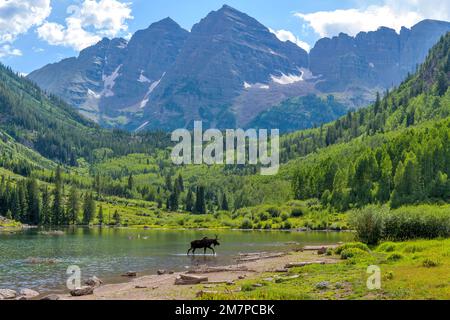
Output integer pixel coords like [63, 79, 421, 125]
[1, 0, 449, 74]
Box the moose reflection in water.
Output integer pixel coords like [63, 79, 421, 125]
[187, 236, 220, 255]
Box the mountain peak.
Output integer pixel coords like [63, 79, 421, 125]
[147, 17, 183, 30]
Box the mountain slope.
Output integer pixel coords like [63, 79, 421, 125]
[0, 64, 169, 166]
[27, 6, 450, 132]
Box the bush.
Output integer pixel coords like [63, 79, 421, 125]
[422, 257, 441, 268]
[335, 242, 370, 255]
[340, 248, 369, 260]
[281, 212, 290, 221]
[291, 207, 305, 217]
[387, 252, 404, 261]
[258, 212, 270, 221]
[282, 221, 292, 230]
[377, 242, 397, 252]
[240, 218, 253, 230]
[267, 207, 281, 218]
[349, 206, 385, 245]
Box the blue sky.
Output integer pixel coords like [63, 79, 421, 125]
[1, 0, 449, 74]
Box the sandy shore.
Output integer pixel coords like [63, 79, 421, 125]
[57, 248, 340, 300]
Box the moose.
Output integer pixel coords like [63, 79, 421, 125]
[187, 236, 220, 255]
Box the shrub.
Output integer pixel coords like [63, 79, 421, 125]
[340, 248, 369, 260]
[258, 212, 270, 221]
[241, 283, 254, 292]
[282, 221, 292, 230]
[349, 206, 385, 245]
[335, 242, 370, 255]
[387, 252, 404, 261]
[281, 212, 290, 221]
[422, 257, 441, 268]
[291, 207, 305, 217]
[377, 242, 397, 252]
[240, 218, 253, 230]
[267, 207, 281, 218]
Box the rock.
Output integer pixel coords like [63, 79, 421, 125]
[252, 283, 263, 288]
[135, 285, 147, 289]
[0, 289, 17, 299]
[85, 276, 103, 288]
[40, 294, 60, 300]
[169, 271, 175, 274]
[152, 286, 159, 290]
[317, 247, 327, 255]
[157, 270, 166, 275]
[263, 278, 274, 282]
[238, 275, 246, 279]
[196, 290, 218, 298]
[19, 288, 40, 299]
[70, 286, 95, 297]
[274, 268, 289, 273]
[316, 281, 330, 290]
[122, 271, 137, 277]
[175, 274, 208, 285]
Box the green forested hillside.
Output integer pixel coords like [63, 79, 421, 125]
[0, 33, 448, 231]
[0, 64, 170, 166]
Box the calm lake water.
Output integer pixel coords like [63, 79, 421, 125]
[0, 228, 353, 293]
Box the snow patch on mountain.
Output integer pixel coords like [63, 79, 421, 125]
[102, 65, 122, 97]
[139, 72, 166, 109]
[271, 72, 304, 85]
[135, 121, 149, 132]
[138, 70, 151, 83]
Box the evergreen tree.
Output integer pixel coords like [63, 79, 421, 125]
[97, 205, 104, 225]
[185, 189, 194, 212]
[82, 193, 96, 225]
[194, 186, 206, 214]
[113, 210, 121, 225]
[67, 185, 80, 225]
[26, 178, 40, 225]
[52, 166, 64, 225]
[221, 193, 229, 211]
[127, 174, 134, 190]
[41, 187, 51, 225]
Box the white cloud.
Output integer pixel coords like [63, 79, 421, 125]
[37, 0, 133, 51]
[0, 44, 22, 58]
[0, 0, 51, 57]
[269, 28, 311, 52]
[295, 0, 450, 38]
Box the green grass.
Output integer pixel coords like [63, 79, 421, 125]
[199, 239, 450, 300]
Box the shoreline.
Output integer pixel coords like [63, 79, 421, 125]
[53, 247, 340, 300]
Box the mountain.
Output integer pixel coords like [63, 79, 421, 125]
[28, 5, 450, 132]
[28, 18, 189, 125]
[0, 63, 169, 167]
[310, 20, 450, 91]
[249, 95, 347, 133]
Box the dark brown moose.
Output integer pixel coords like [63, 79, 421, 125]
[187, 236, 220, 255]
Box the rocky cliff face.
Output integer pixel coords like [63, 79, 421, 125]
[142, 5, 309, 129]
[310, 20, 450, 91]
[27, 5, 450, 131]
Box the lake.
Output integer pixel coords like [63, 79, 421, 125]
[0, 228, 353, 293]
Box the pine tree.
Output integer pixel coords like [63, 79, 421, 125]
[67, 186, 80, 225]
[97, 205, 104, 225]
[26, 178, 40, 225]
[221, 193, 229, 211]
[82, 193, 96, 225]
[52, 166, 64, 225]
[41, 187, 51, 225]
[127, 174, 134, 190]
[185, 189, 194, 212]
[113, 210, 121, 225]
[194, 186, 206, 214]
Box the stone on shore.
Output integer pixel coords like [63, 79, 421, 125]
[70, 286, 94, 297]
[19, 288, 40, 299]
[157, 270, 166, 275]
[0, 289, 17, 299]
[122, 271, 137, 277]
[85, 276, 103, 288]
[40, 294, 60, 300]
[175, 274, 208, 285]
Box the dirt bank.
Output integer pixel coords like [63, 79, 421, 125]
[57, 248, 340, 300]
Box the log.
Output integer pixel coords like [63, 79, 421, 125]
[303, 245, 339, 251]
[122, 271, 137, 277]
[187, 265, 254, 274]
[237, 252, 287, 262]
[175, 274, 208, 285]
[285, 261, 328, 269]
[70, 286, 94, 297]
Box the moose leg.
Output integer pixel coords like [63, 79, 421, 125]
[204, 247, 207, 255]
[187, 248, 192, 256]
[192, 248, 196, 255]
[208, 246, 216, 255]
